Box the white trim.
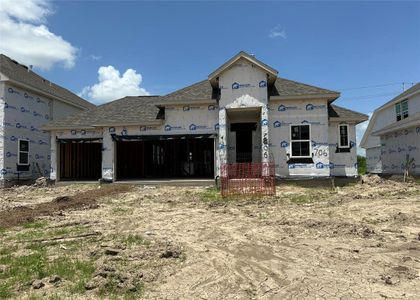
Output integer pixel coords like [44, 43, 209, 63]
[289, 124, 312, 158]
[338, 124, 349, 148]
[17, 139, 30, 165]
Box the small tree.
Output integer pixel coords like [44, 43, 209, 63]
[402, 154, 415, 182]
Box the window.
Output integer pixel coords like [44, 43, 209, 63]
[290, 125, 311, 157]
[18, 139, 29, 165]
[395, 99, 408, 121]
[338, 124, 349, 148]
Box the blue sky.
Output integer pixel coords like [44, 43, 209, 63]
[1, 0, 419, 153]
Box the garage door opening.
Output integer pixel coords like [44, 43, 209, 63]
[59, 140, 102, 181]
[116, 136, 214, 180]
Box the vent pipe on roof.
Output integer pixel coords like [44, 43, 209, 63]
[28, 65, 33, 72]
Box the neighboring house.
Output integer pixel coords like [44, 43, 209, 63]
[361, 83, 420, 175]
[0, 54, 95, 187]
[43, 51, 367, 182]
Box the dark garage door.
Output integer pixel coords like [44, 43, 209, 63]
[59, 142, 102, 180]
[116, 137, 214, 180]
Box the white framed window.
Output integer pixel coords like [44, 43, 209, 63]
[338, 124, 349, 148]
[18, 139, 29, 165]
[290, 124, 311, 158]
[395, 99, 408, 121]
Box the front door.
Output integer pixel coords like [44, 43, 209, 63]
[231, 123, 256, 163]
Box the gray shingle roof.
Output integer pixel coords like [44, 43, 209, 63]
[271, 78, 339, 97]
[161, 77, 339, 104]
[0, 54, 95, 110]
[328, 104, 369, 123]
[43, 96, 162, 129]
[160, 80, 216, 104]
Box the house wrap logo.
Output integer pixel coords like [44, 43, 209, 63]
[273, 120, 292, 128]
[8, 87, 20, 95]
[261, 119, 269, 126]
[232, 82, 252, 89]
[24, 92, 33, 100]
[278, 105, 299, 111]
[280, 141, 289, 148]
[15, 123, 27, 129]
[6, 152, 17, 158]
[33, 111, 43, 118]
[189, 124, 208, 131]
[20, 106, 30, 114]
[4, 103, 17, 110]
[306, 103, 326, 111]
[316, 162, 336, 169]
[259, 80, 267, 88]
[164, 124, 183, 131]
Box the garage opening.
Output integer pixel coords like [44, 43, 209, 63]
[59, 139, 102, 181]
[115, 135, 214, 180]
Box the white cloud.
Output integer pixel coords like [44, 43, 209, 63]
[80, 66, 149, 104]
[269, 25, 287, 39]
[356, 112, 373, 156]
[89, 54, 102, 61]
[0, 0, 77, 70]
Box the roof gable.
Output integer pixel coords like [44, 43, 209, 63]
[360, 82, 420, 148]
[208, 51, 278, 86]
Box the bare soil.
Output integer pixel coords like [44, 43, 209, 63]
[0, 176, 419, 299]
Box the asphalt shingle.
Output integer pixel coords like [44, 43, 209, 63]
[328, 104, 369, 122]
[43, 96, 162, 129]
[0, 54, 95, 110]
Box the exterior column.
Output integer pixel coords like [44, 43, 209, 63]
[261, 105, 270, 176]
[50, 133, 57, 181]
[102, 130, 115, 181]
[218, 108, 228, 177]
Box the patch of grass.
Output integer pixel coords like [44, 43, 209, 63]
[14, 225, 87, 242]
[0, 242, 95, 297]
[288, 194, 313, 204]
[112, 207, 132, 215]
[199, 187, 238, 202]
[22, 220, 48, 229]
[98, 275, 145, 300]
[122, 234, 150, 248]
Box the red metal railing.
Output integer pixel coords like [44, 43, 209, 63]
[220, 162, 276, 196]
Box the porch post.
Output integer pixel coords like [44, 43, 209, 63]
[261, 105, 270, 176]
[218, 108, 228, 176]
[102, 130, 115, 182]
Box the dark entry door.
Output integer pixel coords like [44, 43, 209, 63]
[231, 123, 256, 163]
[236, 130, 253, 162]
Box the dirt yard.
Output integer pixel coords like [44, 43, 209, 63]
[0, 176, 419, 299]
